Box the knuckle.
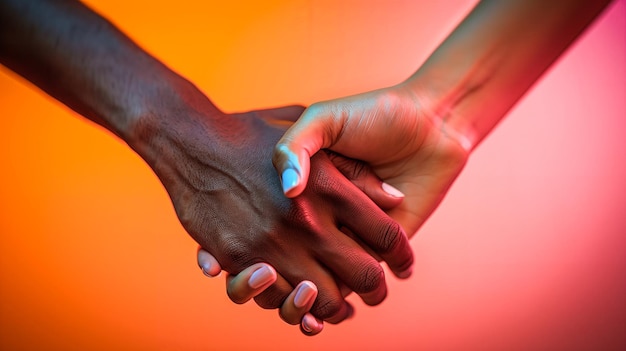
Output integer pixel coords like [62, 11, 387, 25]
[396, 253, 414, 274]
[312, 297, 344, 320]
[376, 221, 404, 253]
[278, 309, 301, 326]
[348, 160, 368, 180]
[329, 153, 368, 181]
[353, 263, 385, 294]
[226, 285, 248, 305]
[220, 239, 253, 268]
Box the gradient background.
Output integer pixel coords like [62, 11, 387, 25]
[1, 1, 624, 350]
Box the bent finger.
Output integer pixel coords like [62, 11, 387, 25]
[326, 150, 404, 210]
[279, 281, 318, 325]
[309, 153, 414, 280]
[197, 247, 222, 277]
[301, 313, 324, 336]
[226, 263, 278, 304]
[273, 103, 345, 198]
[339, 199, 413, 280]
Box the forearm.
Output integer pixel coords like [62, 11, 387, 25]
[0, 0, 216, 144]
[405, 0, 611, 150]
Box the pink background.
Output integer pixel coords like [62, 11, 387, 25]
[1, 0, 624, 349]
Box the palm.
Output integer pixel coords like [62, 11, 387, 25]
[375, 136, 467, 238]
[354, 109, 466, 237]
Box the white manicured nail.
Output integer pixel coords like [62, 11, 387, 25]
[382, 182, 404, 198]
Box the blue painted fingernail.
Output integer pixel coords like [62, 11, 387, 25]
[281, 168, 299, 194]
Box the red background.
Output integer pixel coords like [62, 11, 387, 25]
[1, 1, 624, 350]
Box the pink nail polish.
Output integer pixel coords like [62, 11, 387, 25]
[302, 314, 321, 333]
[248, 266, 275, 289]
[201, 265, 216, 278]
[294, 281, 317, 308]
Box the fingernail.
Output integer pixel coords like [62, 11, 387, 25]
[294, 281, 317, 308]
[302, 314, 321, 333]
[397, 266, 413, 279]
[200, 261, 220, 278]
[201, 265, 216, 278]
[382, 182, 404, 198]
[248, 266, 275, 289]
[281, 168, 299, 194]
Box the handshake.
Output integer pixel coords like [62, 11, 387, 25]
[181, 86, 470, 335]
[0, 0, 609, 338]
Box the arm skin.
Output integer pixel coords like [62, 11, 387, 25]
[409, 0, 613, 149]
[198, 0, 609, 335]
[197, 0, 612, 335]
[271, 0, 612, 238]
[0, 0, 415, 324]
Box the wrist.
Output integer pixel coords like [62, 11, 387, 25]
[397, 79, 477, 153]
[124, 74, 224, 168]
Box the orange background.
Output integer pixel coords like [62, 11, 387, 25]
[1, 1, 624, 350]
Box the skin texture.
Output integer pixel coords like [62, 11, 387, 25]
[196, 149, 406, 334]
[200, 0, 612, 336]
[3, 0, 611, 338]
[136, 100, 415, 321]
[272, 0, 612, 238]
[199, 253, 324, 336]
[196, 85, 469, 332]
[0, 0, 415, 325]
[273, 85, 470, 238]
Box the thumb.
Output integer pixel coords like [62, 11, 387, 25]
[272, 104, 344, 198]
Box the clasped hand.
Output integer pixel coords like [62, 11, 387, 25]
[131, 88, 416, 328]
[196, 83, 470, 335]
